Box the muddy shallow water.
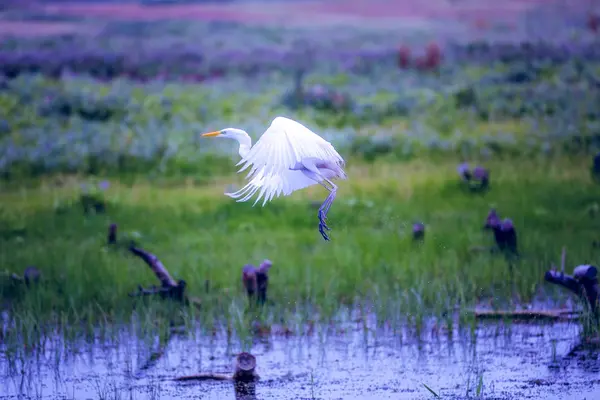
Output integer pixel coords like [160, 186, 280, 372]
[1, 320, 599, 400]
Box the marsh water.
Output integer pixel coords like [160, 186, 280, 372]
[1, 317, 599, 400]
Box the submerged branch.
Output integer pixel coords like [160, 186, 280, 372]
[174, 352, 259, 384]
[174, 373, 231, 382]
[472, 309, 578, 321]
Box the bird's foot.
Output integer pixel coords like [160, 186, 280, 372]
[319, 222, 330, 241]
[318, 210, 331, 241]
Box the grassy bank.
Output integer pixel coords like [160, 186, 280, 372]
[2, 155, 598, 333]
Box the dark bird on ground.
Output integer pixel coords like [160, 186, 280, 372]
[458, 162, 472, 181]
[242, 260, 272, 306]
[242, 264, 257, 300]
[255, 259, 272, 306]
[458, 162, 489, 192]
[497, 218, 518, 256]
[80, 193, 106, 214]
[592, 152, 600, 183]
[23, 266, 41, 286]
[483, 210, 518, 256]
[108, 223, 117, 245]
[412, 222, 425, 241]
[483, 208, 501, 230]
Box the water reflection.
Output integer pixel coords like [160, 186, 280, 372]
[0, 320, 598, 399]
[234, 379, 257, 400]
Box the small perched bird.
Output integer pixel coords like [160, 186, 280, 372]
[201, 116, 347, 241]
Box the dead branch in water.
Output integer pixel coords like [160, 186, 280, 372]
[128, 246, 179, 288]
[544, 248, 598, 316]
[472, 309, 579, 321]
[127, 245, 187, 303]
[174, 352, 259, 389]
[106, 223, 200, 307]
[174, 373, 231, 382]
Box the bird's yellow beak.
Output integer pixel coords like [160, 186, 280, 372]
[201, 130, 222, 137]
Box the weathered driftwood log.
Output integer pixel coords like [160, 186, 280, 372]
[545, 264, 599, 315]
[174, 352, 260, 397]
[106, 223, 194, 304]
[129, 246, 178, 288]
[105, 225, 204, 308]
[128, 246, 187, 302]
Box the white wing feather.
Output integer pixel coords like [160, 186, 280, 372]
[226, 117, 345, 206]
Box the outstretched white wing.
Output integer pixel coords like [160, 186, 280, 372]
[226, 116, 345, 206]
[226, 168, 318, 205]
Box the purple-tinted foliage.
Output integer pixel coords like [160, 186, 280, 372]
[98, 180, 111, 191]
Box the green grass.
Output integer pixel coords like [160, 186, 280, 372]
[1, 153, 598, 344]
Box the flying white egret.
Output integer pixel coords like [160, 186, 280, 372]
[201, 116, 347, 241]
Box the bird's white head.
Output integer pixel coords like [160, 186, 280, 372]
[201, 128, 247, 140]
[201, 127, 252, 159]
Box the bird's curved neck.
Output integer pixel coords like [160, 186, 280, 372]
[236, 132, 252, 159]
